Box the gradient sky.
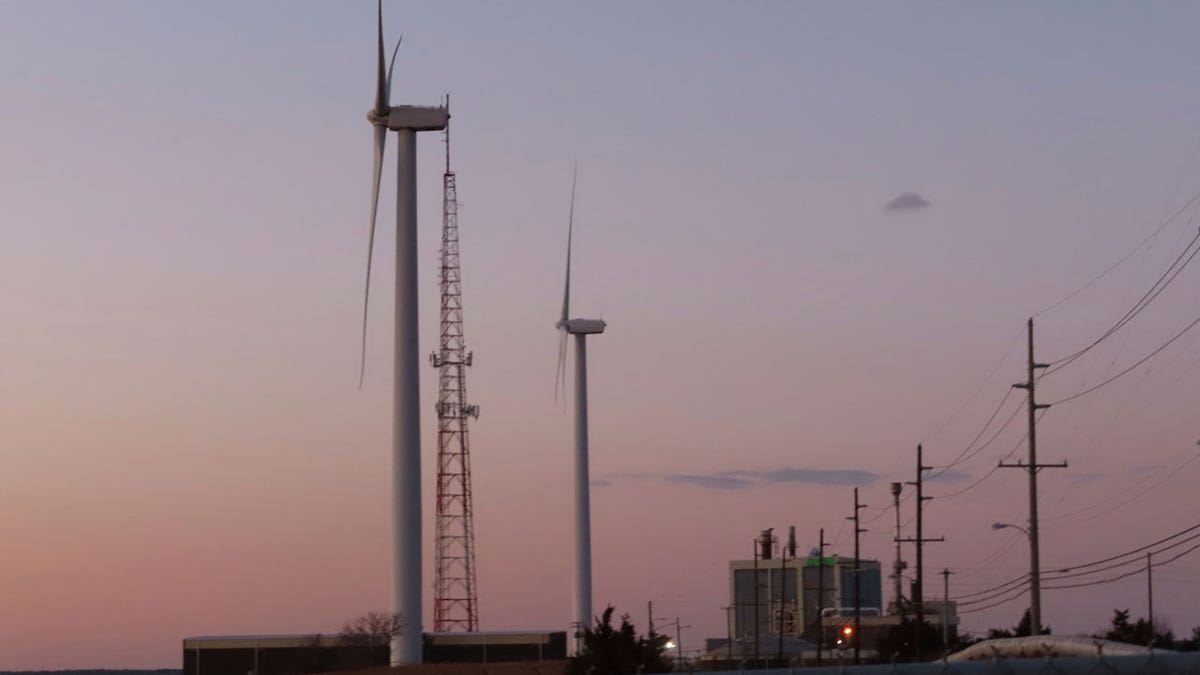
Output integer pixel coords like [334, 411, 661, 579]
[4, 1, 1200, 669]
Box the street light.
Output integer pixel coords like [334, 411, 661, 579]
[992, 521, 1029, 536]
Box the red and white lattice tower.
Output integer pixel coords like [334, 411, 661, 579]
[430, 105, 479, 632]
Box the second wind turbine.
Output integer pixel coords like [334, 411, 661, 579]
[555, 170, 606, 644]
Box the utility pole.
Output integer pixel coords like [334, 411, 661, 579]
[778, 543, 787, 664]
[1001, 317, 1066, 636]
[1147, 552, 1154, 641]
[816, 527, 827, 666]
[891, 482, 907, 617]
[676, 617, 684, 670]
[752, 537, 761, 667]
[722, 605, 733, 663]
[898, 444, 944, 660]
[848, 488, 867, 664]
[940, 569, 953, 650]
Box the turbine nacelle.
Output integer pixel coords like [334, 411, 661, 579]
[372, 105, 449, 132]
[557, 318, 607, 335]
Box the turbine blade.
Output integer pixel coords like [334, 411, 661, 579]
[385, 35, 403, 102]
[374, 0, 388, 116]
[360, 124, 388, 388]
[555, 329, 568, 403]
[560, 164, 577, 324]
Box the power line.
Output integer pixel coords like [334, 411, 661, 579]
[1040, 532, 1200, 583]
[1047, 522, 1200, 575]
[1033, 187, 1200, 318]
[1044, 453, 1200, 527]
[958, 587, 1029, 615]
[1045, 226, 1200, 374]
[957, 577, 1033, 608]
[954, 570, 1028, 600]
[1050, 309, 1200, 405]
[930, 409, 1042, 500]
[952, 521, 1200, 605]
[926, 388, 1019, 479]
[924, 326, 1025, 442]
[1043, 542, 1200, 591]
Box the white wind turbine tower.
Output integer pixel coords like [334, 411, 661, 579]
[360, 0, 448, 666]
[555, 169, 606, 645]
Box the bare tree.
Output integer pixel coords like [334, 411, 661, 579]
[340, 611, 406, 650]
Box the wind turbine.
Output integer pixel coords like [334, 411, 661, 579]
[360, 0, 447, 666]
[555, 169, 606, 644]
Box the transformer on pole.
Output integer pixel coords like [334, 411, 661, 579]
[431, 99, 480, 632]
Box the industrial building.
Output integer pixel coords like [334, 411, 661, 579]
[728, 543, 883, 643]
[723, 529, 955, 659]
[181, 631, 567, 675]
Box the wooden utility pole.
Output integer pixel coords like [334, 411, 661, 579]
[848, 487, 868, 664]
[898, 444, 944, 660]
[777, 544, 787, 663]
[816, 527, 827, 666]
[891, 482, 906, 617]
[752, 538, 760, 667]
[1147, 552, 1155, 641]
[940, 569, 953, 650]
[675, 617, 684, 670]
[1001, 317, 1066, 636]
[722, 605, 733, 663]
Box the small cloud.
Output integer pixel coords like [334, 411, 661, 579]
[885, 192, 931, 212]
[591, 478, 614, 488]
[760, 468, 879, 485]
[665, 473, 754, 490]
[598, 466, 879, 491]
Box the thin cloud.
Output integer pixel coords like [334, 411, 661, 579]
[759, 467, 879, 485]
[666, 473, 755, 490]
[599, 466, 880, 491]
[885, 192, 931, 212]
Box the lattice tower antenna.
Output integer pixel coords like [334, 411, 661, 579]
[430, 96, 480, 632]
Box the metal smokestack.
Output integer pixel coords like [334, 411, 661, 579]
[891, 482, 905, 615]
[788, 526, 797, 559]
[760, 528, 775, 560]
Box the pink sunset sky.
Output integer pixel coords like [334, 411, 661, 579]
[3, 1, 1200, 669]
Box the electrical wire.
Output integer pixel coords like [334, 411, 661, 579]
[1033, 187, 1200, 318]
[930, 408, 1041, 500]
[958, 586, 1030, 614]
[924, 326, 1025, 442]
[953, 571, 1030, 602]
[1045, 521, 1200, 574]
[1050, 309, 1200, 405]
[958, 587, 1029, 615]
[926, 388, 1018, 480]
[1039, 532, 1200, 583]
[1045, 226, 1200, 375]
[1043, 542, 1200, 591]
[1044, 453, 1200, 527]
[952, 521, 1200, 608]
